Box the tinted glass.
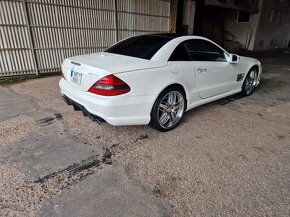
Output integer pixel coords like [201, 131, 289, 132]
[184, 39, 226, 62]
[105, 35, 172, 60]
[169, 43, 191, 61]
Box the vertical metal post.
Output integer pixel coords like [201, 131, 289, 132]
[114, 0, 119, 42]
[170, 0, 178, 33]
[129, 0, 133, 35]
[22, 0, 39, 75]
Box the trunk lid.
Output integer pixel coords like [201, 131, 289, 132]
[62, 52, 166, 91]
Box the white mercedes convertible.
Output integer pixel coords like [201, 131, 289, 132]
[60, 34, 262, 131]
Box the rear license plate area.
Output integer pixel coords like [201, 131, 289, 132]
[70, 69, 82, 85]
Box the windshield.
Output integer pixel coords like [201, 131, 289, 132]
[105, 35, 173, 60]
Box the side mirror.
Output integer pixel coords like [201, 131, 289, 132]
[229, 54, 240, 63]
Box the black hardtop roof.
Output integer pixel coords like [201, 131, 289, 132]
[136, 33, 187, 39]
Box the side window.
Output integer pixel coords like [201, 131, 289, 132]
[184, 39, 226, 62]
[168, 43, 191, 61]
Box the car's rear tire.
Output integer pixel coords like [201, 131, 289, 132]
[149, 87, 185, 132]
[241, 67, 258, 96]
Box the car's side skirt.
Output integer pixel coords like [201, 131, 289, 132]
[186, 89, 241, 111]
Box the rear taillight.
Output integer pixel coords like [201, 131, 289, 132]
[88, 74, 131, 96]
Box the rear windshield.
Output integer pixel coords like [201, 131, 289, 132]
[105, 35, 172, 60]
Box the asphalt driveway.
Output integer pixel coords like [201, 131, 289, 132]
[0, 53, 289, 217]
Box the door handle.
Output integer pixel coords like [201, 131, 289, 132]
[197, 67, 207, 73]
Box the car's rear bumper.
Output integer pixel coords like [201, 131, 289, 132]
[62, 94, 106, 124]
[59, 78, 155, 126]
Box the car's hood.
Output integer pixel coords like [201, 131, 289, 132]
[68, 52, 167, 74]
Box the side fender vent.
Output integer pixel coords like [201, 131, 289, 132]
[237, 73, 245, 81]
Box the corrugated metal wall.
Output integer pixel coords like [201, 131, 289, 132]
[0, 0, 170, 77]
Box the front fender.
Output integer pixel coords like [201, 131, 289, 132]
[238, 56, 262, 85]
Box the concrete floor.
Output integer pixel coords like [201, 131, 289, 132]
[0, 53, 289, 217]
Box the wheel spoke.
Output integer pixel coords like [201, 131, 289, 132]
[250, 71, 254, 78]
[168, 92, 175, 105]
[245, 82, 250, 91]
[173, 100, 183, 110]
[169, 112, 176, 124]
[159, 103, 168, 112]
[159, 113, 170, 126]
[173, 92, 178, 104]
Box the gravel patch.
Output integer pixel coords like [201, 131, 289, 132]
[0, 164, 44, 217]
[0, 115, 38, 148]
[10, 76, 65, 112]
[117, 105, 290, 216]
[0, 158, 110, 217]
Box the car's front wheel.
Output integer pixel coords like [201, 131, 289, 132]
[241, 67, 258, 96]
[150, 87, 185, 132]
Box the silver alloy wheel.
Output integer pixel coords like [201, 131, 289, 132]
[244, 69, 258, 95]
[157, 91, 185, 129]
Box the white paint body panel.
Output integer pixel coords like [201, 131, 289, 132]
[194, 61, 236, 98]
[59, 36, 262, 126]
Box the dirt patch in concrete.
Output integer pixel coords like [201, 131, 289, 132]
[0, 115, 38, 148]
